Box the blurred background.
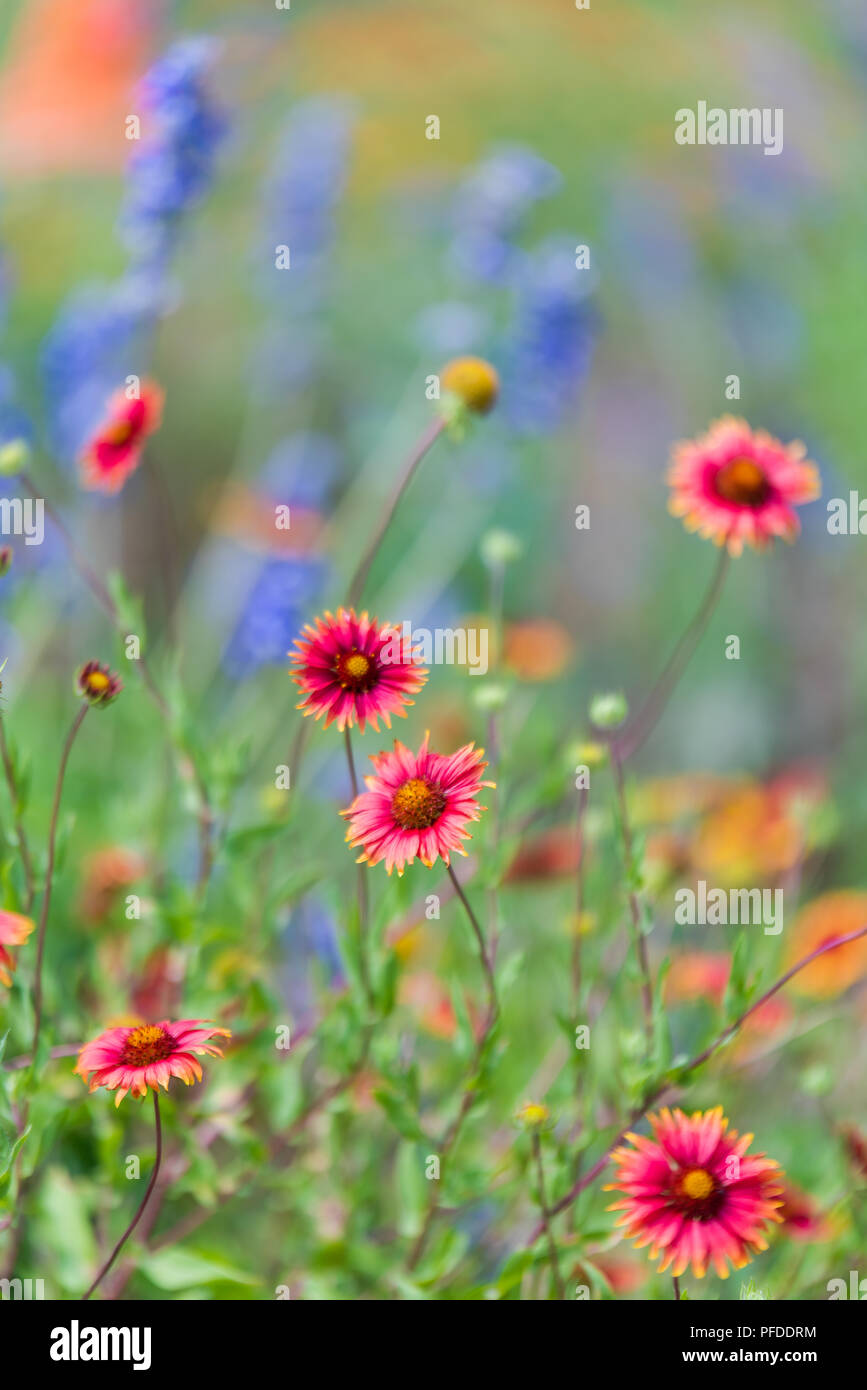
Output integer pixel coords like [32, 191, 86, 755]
[1, 0, 866, 1299]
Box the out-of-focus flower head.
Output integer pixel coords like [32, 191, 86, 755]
[690, 782, 806, 886]
[0, 908, 34, 988]
[776, 1183, 834, 1242]
[502, 235, 597, 435]
[505, 618, 575, 682]
[224, 556, 328, 680]
[784, 891, 867, 998]
[120, 37, 227, 265]
[665, 952, 731, 1007]
[130, 947, 185, 1021]
[221, 433, 336, 679]
[399, 971, 457, 1040]
[506, 825, 580, 882]
[78, 379, 163, 494]
[668, 417, 820, 556]
[440, 356, 499, 416]
[606, 1107, 785, 1279]
[515, 1100, 551, 1130]
[255, 96, 355, 394]
[842, 1125, 867, 1182]
[76, 660, 122, 707]
[79, 846, 147, 924]
[449, 145, 562, 284]
[41, 281, 157, 462]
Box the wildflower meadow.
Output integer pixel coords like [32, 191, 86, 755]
[0, 0, 866, 1337]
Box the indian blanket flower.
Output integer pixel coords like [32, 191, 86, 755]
[667, 416, 820, 556]
[605, 1106, 785, 1279]
[78, 380, 164, 494]
[291, 608, 427, 733]
[76, 660, 122, 707]
[75, 1018, 230, 1107]
[0, 908, 34, 987]
[342, 734, 492, 876]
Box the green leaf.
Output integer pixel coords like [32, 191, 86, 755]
[140, 1247, 261, 1291]
[373, 1088, 426, 1143]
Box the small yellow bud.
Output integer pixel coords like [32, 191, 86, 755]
[440, 356, 499, 415]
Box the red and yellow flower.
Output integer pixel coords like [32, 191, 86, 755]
[79, 381, 164, 494]
[291, 608, 427, 734]
[605, 1106, 784, 1279]
[668, 417, 819, 555]
[342, 733, 491, 876]
[75, 1017, 230, 1107]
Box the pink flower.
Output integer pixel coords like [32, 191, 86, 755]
[667, 416, 819, 556]
[0, 908, 34, 988]
[74, 1018, 230, 1107]
[342, 734, 492, 876]
[605, 1106, 784, 1279]
[291, 608, 427, 734]
[79, 381, 164, 494]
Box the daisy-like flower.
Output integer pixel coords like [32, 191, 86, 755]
[342, 734, 492, 876]
[79, 381, 164, 495]
[0, 909, 34, 988]
[74, 1018, 230, 1107]
[605, 1106, 784, 1279]
[76, 660, 122, 707]
[667, 416, 820, 556]
[291, 608, 427, 733]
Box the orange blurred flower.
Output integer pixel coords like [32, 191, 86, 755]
[504, 619, 574, 682]
[399, 971, 457, 1040]
[506, 825, 579, 881]
[80, 846, 147, 923]
[691, 784, 803, 885]
[784, 892, 867, 999]
[665, 952, 730, 1006]
[0, 0, 156, 175]
[776, 1183, 834, 1242]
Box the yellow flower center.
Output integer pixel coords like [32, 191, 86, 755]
[391, 777, 446, 830]
[518, 1103, 549, 1128]
[714, 457, 770, 508]
[87, 671, 110, 692]
[122, 1023, 174, 1067]
[679, 1166, 715, 1201]
[103, 419, 135, 447]
[336, 650, 374, 689]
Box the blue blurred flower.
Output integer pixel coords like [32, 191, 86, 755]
[253, 97, 355, 394]
[502, 236, 597, 433]
[41, 281, 155, 461]
[41, 37, 227, 462]
[259, 431, 341, 509]
[120, 37, 227, 265]
[449, 145, 562, 285]
[223, 554, 326, 678]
